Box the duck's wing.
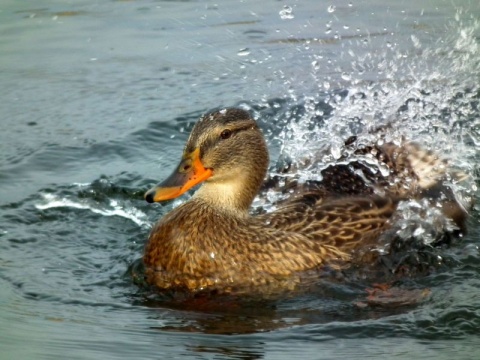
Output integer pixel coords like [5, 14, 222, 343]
[256, 194, 398, 252]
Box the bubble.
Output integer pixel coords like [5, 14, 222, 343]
[327, 5, 336, 13]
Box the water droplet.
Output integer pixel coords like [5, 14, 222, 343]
[279, 5, 294, 20]
[413, 227, 425, 237]
[327, 5, 336, 13]
[341, 72, 351, 81]
[330, 144, 341, 159]
[237, 48, 250, 56]
[411, 34, 421, 48]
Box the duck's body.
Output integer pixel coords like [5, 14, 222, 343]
[144, 194, 396, 293]
[143, 108, 469, 294]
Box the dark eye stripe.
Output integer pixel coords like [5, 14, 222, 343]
[220, 123, 256, 140]
[199, 125, 255, 157]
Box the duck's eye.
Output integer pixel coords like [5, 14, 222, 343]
[220, 129, 232, 140]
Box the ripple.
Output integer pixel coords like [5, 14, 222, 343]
[35, 192, 150, 228]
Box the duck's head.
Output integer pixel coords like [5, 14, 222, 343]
[145, 108, 269, 213]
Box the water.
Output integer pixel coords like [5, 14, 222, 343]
[1, 0, 480, 359]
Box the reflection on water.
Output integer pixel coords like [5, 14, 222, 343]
[1, 0, 480, 359]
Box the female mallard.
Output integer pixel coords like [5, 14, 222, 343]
[143, 108, 469, 295]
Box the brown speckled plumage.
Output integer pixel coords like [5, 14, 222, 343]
[143, 108, 469, 295]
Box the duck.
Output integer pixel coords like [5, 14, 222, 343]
[143, 108, 470, 295]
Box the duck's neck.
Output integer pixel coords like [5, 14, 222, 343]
[193, 175, 261, 217]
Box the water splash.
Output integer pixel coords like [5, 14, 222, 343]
[247, 11, 480, 243]
[275, 13, 479, 185]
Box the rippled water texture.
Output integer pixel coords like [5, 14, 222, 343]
[1, 0, 480, 359]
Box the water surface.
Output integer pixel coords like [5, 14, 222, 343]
[1, 0, 480, 359]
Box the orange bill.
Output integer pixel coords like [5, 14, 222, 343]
[145, 148, 212, 203]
